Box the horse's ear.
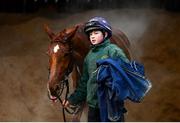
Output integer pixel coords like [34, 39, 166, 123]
[64, 25, 79, 40]
[44, 24, 56, 41]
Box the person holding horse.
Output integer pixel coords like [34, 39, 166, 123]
[62, 17, 129, 122]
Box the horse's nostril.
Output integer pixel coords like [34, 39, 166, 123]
[49, 88, 57, 96]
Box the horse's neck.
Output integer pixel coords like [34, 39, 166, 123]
[71, 25, 90, 68]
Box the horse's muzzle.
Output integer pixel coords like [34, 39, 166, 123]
[48, 92, 58, 102]
[47, 83, 58, 101]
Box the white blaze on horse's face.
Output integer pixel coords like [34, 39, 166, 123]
[53, 44, 60, 53]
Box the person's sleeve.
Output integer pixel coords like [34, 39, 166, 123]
[108, 45, 130, 63]
[68, 58, 88, 105]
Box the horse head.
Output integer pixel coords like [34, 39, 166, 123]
[45, 24, 78, 100]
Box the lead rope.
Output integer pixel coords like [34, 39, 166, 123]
[58, 78, 68, 122]
[57, 76, 81, 122]
[56, 64, 82, 122]
[63, 76, 69, 122]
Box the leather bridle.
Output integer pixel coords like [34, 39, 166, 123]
[48, 40, 81, 122]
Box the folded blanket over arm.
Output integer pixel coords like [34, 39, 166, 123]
[96, 58, 152, 121]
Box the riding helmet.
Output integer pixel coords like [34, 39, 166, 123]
[84, 17, 112, 39]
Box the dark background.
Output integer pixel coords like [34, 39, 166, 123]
[0, 0, 180, 122]
[0, 0, 180, 13]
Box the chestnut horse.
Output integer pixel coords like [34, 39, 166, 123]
[45, 23, 132, 121]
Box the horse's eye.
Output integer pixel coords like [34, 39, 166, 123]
[64, 53, 68, 57]
[63, 37, 67, 41]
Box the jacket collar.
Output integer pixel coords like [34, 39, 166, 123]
[90, 39, 110, 52]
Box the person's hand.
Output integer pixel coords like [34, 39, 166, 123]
[62, 100, 70, 108]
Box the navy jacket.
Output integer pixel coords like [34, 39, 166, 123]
[96, 58, 152, 121]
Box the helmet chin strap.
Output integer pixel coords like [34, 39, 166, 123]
[103, 32, 108, 40]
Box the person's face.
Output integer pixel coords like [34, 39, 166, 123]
[89, 30, 105, 45]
